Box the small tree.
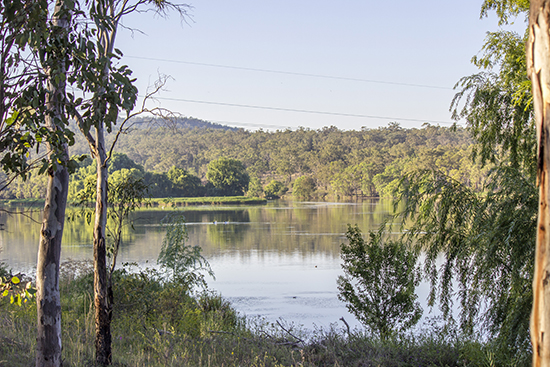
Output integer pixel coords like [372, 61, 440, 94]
[158, 214, 214, 290]
[337, 225, 422, 340]
[167, 166, 203, 197]
[206, 157, 249, 196]
[246, 176, 263, 198]
[293, 176, 316, 200]
[264, 180, 287, 199]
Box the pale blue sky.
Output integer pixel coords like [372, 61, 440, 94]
[115, 1, 526, 131]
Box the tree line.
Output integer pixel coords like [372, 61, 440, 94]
[2, 121, 487, 201]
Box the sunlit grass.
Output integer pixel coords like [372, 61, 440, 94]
[0, 263, 526, 367]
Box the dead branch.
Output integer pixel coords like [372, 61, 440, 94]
[276, 319, 305, 345]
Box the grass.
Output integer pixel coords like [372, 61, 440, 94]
[149, 196, 267, 207]
[0, 262, 529, 367]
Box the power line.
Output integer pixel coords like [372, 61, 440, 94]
[126, 55, 454, 90]
[149, 96, 455, 125]
[210, 120, 293, 130]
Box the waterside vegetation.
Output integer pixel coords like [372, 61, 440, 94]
[0, 261, 518, 367]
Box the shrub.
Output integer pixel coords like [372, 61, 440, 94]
[337, 225, 422, 340]
[157, 213, 214, 289]
[293, 176, 316, 200]
[263, 180, 288, 199]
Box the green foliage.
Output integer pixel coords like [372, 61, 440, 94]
[451, 15, 534, 177]
[397, 167, 534, 362]
[263, 180, 287, 199]
[206, 157, 250, 196]
[107, 173, 149, 274]
[157, 214, 214, 289]
[108, 152, 144, 174]
[0, 0, 82, 185]
[0, 263, 523, 366]
[293, 176, 316, 200]
[337, 225, 422, 340]
[392, 3, 534, 362]
[0, 263, 36, 306]
[9, 124, 479, 200]
[166, 166, 203, 197]
[246, 175, 264, 198]
[480, 0, 529, 25]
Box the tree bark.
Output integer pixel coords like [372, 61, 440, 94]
[91, 2, 117, 361]
[93, 123, 111, 365]
[36, 1, 69, 366]
[528, 1, 550, 366]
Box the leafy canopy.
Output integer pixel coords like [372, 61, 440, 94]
[337, 225, 422, 340]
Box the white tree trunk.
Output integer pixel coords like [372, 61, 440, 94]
[528, 1, 550, 366]
[93, 123, 111, 365]
[36, 1, 69, 366]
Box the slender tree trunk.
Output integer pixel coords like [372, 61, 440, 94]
[36, 1, 69, 366]
[92, 5, 117, 361]
[528, 1, 550, 366]
[93, 123, 111, 365]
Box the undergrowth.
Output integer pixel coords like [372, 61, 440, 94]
[0, 261, 529, 367]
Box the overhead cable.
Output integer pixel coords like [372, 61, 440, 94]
[126, 55, 454, 90]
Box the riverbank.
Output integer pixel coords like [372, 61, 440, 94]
[0, 263, 524, 367]
[0, 196, 267, 208]
[149, 196, 267, 207]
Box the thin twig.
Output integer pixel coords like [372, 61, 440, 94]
[276, 319, 305, 345]
[339, 317, 351, 338]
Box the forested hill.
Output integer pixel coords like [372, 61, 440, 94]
[62, 120, 481, 200]
[117, 116, 240, 132]
[2, 121, 484, 200]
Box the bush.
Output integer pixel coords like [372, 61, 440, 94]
[293, 176, 316, 200]
[157, 213, 214, 289]
[337, 225, 422, 340]
[206, 157, 250, 196]
[263, 180, 288, 199]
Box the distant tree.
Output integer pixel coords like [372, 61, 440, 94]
[293, 176, 316, 200]
[108, 152, 144, 174]
[264, 180, 287, 199]
[337, 225, 422, 340]
[246, 176, 264, 198]
[206, 157, 249, 196]
[142, 171, 172, 198]
[166, 166, 203, 197]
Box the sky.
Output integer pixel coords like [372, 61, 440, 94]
[114, 0, 527, 131]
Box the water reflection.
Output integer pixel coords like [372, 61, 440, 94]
[1, 199, 396, 329]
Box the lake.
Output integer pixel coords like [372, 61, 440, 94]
[0, 199, 428, 331]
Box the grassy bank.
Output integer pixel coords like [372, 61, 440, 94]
[0, 196, 266, 208]
[0, 263, 526, 367]
[149, 196, 267, 207]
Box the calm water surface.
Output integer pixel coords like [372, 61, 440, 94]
[0, 199, 417, 330]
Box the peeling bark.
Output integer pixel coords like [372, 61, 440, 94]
[529, 1, 550, 366]
[36, 1, 69, 366]
[93, 124, 111, 365]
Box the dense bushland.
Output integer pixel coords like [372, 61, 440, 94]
[0, 122, 487, 201]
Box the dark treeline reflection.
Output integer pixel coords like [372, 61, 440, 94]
[1, 200, 394, 270]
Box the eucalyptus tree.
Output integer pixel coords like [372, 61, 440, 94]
[0, 1, 79, 365]
[527, 1, 550, 364]
[35, 2, 72, 365]
[72, 1, 190, 364]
